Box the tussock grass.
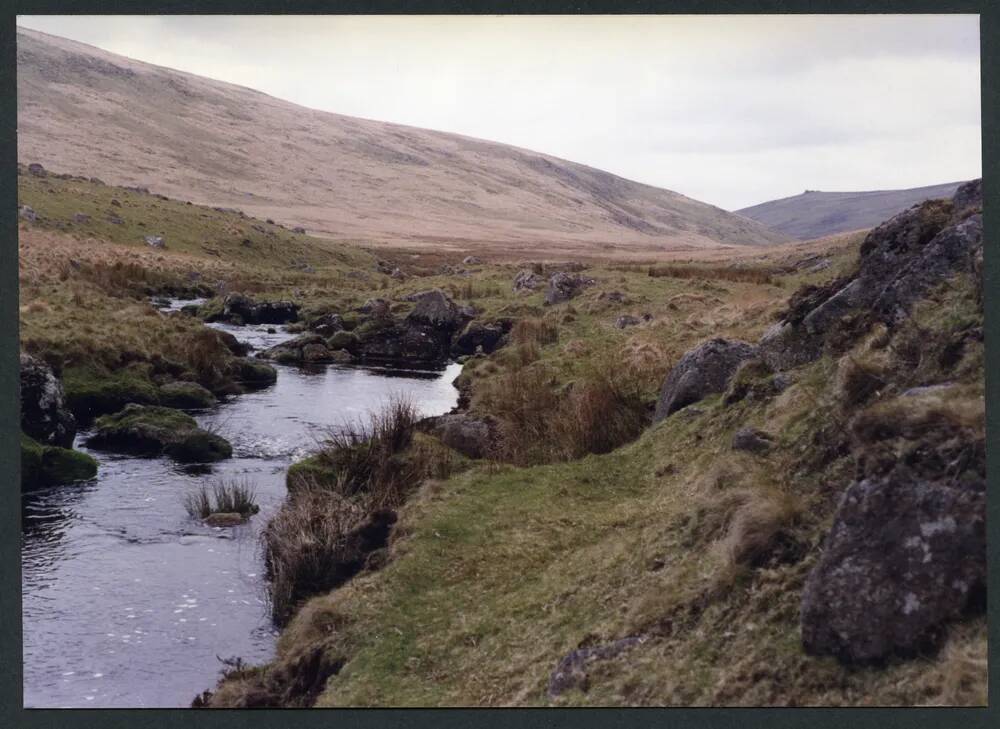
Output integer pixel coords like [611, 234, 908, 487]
[648, 263, 775, 285]
[185, 478, 259, 519]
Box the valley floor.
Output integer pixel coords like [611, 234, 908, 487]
[17, 168, 987, 707]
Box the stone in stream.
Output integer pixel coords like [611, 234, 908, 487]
[20, 433, 98, 491]
[158, 381, 216, 409]
[87, 404, 233, 463]
[219, 293, 299, 325]
[203, 512, 248, 528]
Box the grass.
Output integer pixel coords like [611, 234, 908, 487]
[185, 479, 260, 519]
[18, 172, 984, 707]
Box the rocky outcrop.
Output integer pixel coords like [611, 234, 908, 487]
[451, 320, 510, 357]
[800, 387, 986, 663]
[218, 293, 299, 325]
[653, 338, 757, 422]
[512, 269, 544, 293]
[406, 289, 468, 332]
[260, 334, 355, 365]
[417, 413, 497, 459]
[759, 180, 983, 371]
[88, 404, 233, 463]
[544, 271, 596, 305]
[20, 353, 77, 448]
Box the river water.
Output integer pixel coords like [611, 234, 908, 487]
[21, 314, 462, 708]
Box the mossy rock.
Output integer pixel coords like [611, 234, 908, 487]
[89, 404, 232, 463]
[21, 433, 98, 490]
[158, 381, 216, 409]
[327, 330, 360, 354]
[232, 358, 278, 388]
[63, 366, 161, 422]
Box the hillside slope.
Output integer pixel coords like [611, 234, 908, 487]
[16, 27, 790, 257]
[737, 181, 967, 240]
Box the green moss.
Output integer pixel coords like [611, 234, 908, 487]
[158, 380, 216, 409]
[63, 365, 160, 421]
[327, 330, 360, 353]
[90, 404, 232, 462]
[232, 358, 278, 388]
[21, 433, 98, 490]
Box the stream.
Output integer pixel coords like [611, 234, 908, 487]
[21, 309, 462, 708]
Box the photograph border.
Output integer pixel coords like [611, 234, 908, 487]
[0, 1, 995, 727]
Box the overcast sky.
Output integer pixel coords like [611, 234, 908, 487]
[17, 14, 982, 210]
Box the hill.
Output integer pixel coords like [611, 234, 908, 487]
[737, 181, 967, 240]
[16, 27, 790, 258]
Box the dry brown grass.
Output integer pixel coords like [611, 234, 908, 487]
[648, 263, 775, 285]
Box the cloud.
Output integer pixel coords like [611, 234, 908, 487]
[16, 14, 982, 209]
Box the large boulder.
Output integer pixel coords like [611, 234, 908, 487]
[417, 413, 497, 459]
[760, 180, 983, 371]
[356, 319, 451, 367]
[20, 353, 77, 448]
[221, 293, 299, 325]
[800, 388, 986, 663]
[88, 404, 233, 463]
[653, 338, 757, 422]
[259, 334, 352, 365]
[544, 272, 595, 305]
[406, 289, 467, 332]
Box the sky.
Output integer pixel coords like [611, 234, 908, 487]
[16, 14, 982, 210]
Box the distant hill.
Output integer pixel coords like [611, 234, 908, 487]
[736, 181, 968, 240]
[16, 27, 791, 257]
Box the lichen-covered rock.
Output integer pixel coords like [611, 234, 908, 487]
[512, 269, 544, 293]
[759, 180, 983, 371]
[800, 388, 986, 663]
[653, 338, 757, 422]
[20, 353, 77, 448]
[417, 413, 496, 459]
[544, 271, 595, 305]
[406, 289, 467, 332]
[88, 404, 233, 463]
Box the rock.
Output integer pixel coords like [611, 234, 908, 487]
[21, 434, 97, 490]
[406, 289, 467, 332]
[292, 226, 306, 234]
[310, 313, 344, 337]
[653, 338, 757, 422]
[358, 298, 391, 317]
[27, 162, 46, 177]
[207, 327, 250, 357]
[800, 389, 986, 663]
[731, 427, 774, 454]
[328, 349, 354, 364]
[302, 342, 334, 363]
[221, 293, 299, 325]
[451, 320, 508, 356]
[598, 290, 627, 303]
[547, 636, 647, 698]
[356, 319, 451, 367]
[614, 315, 641, 329]
[801, 475, 985, 663]
[327, 330, 360, 354]
[110, 198, 122, 207]
[88, 404, 232, 463]
[20, 353, 77, 448]
[144, 235, 166, 248]
[512, 269, 545, 293]
[544, 271, 595, 305]
[231, 358, 277, 389]
[462, 255, 483, 265]
[417, 414, 496, 459]
[72, 212, 90, 224]
[158, 381, 216, 409]
[107, 214, 124, 225]
[260, 334, 328, 364]
[390, 267, 407, 280]
[204, 512, 247, 528]
[760, 181, 983, 371]
[18, 205, 37, 222]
